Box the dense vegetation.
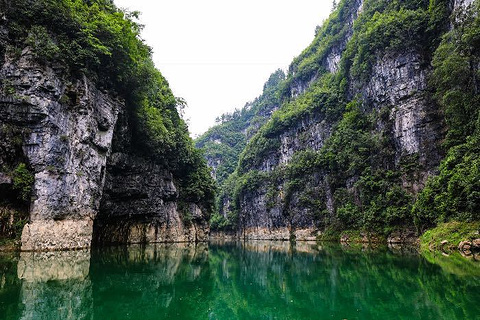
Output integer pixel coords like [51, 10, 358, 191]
[413, 2, 480, 228]
[420, 220, 480, 251]
[202, 0, 479, 236]
[1, 0, 215, 214]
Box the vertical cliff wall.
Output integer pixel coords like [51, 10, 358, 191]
[0, 51, 120, 250]
[203, 0, 479, 240]
[0, 50, 208, 250]
[233, 0, 441, 239]
[94, 107, 209, 245]
[0, 0, 214, 250]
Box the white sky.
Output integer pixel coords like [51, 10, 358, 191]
[113, 0, 332, 137]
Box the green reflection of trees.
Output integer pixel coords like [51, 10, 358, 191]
[207, 242, 480, 320]
[0, 254, 23, 320]
[0, 243, 479, 320]
[422, 250, 480, 277]
[90, 244, 214, 320]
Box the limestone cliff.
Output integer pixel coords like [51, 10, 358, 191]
[202, 0, 479, 240]
[0, 51, 120, 250]
[94, 109, 209, 245]
[0, 52, 208, 250]
[0, 0, 213, 250]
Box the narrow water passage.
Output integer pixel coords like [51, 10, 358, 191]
[1, 242, 479, 319]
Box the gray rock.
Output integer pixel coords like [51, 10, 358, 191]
[458, 240, 472, 252]
[233, 32, 445, 241]
[0, 172, 11, 185]
[94, 101, 209, 244]
[472, 238, 480, 249]
[1, 45, 208, 250]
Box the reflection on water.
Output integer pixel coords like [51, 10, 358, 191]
[18, 250, 92, 320]
[90, 243, 212, 319]
[18, 250, 90, 282]
[0, 242, 479, 320]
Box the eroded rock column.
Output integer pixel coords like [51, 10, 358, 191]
[0, 54, 121, 251]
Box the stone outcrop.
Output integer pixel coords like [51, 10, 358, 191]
[94, 152, 208, 244]
[92, 100, 209, 245]
[387, 229, 419, 245]
[21, 219, 94, 252]
[0, 50, 120, 251]
[0, 39, 208, 250]
[358, 50, 444, 187]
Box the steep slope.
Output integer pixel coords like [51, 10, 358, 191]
[0, 0, 215, 250]
[196, 70, 285, 184]
[204, 0, 479, 240]
[196, 69, 285, 230]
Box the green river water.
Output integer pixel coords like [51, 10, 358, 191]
[1, 241, 479, 320]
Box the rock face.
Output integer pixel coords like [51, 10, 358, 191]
[357, 50, 444, 191]
[251, 114, 332, 172]
[0, 43, 208, 250]
[238, 50, 441, 238]
[94, 152, 208, 244]
[0, 50, 120, 251]
[196, 69, 285, 187]
[209, 0, 466, 240]
[92, 100, 209, 245]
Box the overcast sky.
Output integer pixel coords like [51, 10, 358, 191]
[113, 0, 332, 137]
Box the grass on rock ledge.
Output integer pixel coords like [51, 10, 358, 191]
[420, 221, 480, 252]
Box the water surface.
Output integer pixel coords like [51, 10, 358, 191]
[1, 241, 479, 319]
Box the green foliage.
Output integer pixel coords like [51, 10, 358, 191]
[421, 249, 480, 277]
[24, 25, 60, 62]
[1, 162, 31, 243]
[237, 135, 281, 174]
[316, 227, 342, 241]
[196, 114, 248, 186]
[285, 0, 362, 90]
[413, 2, 480, 229]
[210, 173, 241, 230]
[413, 134, 480, 228]
[230, 99, 412, 233]
[238, 73, 345, 175]
[176, 147, 217, 215]
[6, 0, 149, 92]
[268, 73, 345, 135]
[344, 8, 430, 84]
[335, 0, 451, 88]
[233, 170, 269, 199]
[209, 212, 226, 230]
[278, 103, 411, 233]
[12, 163, 34, 202]
[0, 205, 28, 242]
[430, 2, 480, 148]
[196, 70, 286, 229]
